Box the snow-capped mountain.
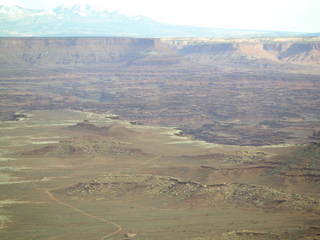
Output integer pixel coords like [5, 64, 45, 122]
[0, 4, 306, 37]
[0, 4, 41, 19]
[54, 4, 96, 17]
[53, 4, 116, 17]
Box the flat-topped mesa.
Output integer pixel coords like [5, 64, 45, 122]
[0, 37, 168, 65]
[163, 37, 320, 64]
[177, 41, 320, 64]
[0, 37, 319, 66]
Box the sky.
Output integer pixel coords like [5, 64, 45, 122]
[2, 0, 320, 33]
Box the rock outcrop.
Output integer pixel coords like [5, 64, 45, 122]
[64, 174, 320, 213]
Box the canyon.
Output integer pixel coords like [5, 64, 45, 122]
[0, 37, 320, 240]
[1, 37, 320, 145]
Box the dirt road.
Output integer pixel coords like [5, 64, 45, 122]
[45, 189, 122, 240]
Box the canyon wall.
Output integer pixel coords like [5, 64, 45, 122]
[177, 41, 320, 64]
[0, 37, 319, 66]
[0, 37, 162, 66]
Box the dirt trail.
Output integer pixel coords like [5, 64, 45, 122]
[45, 189, 122, 240]
[140, 155, 162, 167]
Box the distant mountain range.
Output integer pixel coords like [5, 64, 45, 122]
[0, 4, 319, 38]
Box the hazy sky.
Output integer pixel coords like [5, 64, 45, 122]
[3, 0, 320, 33]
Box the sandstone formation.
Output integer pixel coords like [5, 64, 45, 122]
[0, 37, 319, 66]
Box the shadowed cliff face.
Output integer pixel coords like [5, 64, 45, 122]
[0, 37, 164, 65]
[0, 37, 319, 66]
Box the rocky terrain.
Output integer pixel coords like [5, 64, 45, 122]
[0, 110, 319, 240]
[0, 36, 320, 240]
[1, 37, 320, 146]
[64, 174, 320, 213]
